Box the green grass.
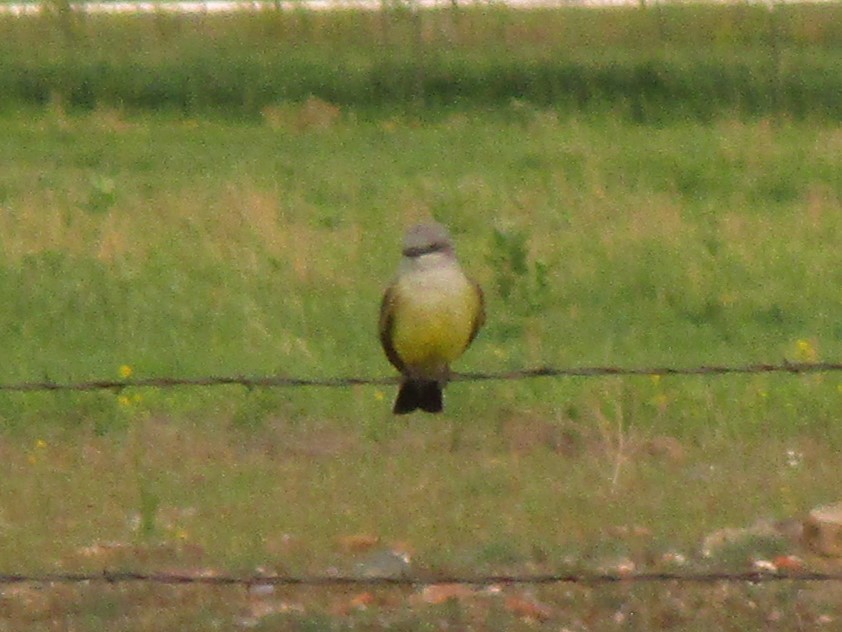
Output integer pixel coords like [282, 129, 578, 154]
[1, 107, 840, 434]
[4, 422, 842, 629]
[1, 96, 842, 626]
[1, 4, 842, 119]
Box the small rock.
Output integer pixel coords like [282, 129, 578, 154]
[752, 559, 777, 573]
[331, 591, 378, 616]
[773, 554, 804, 572]
[414, 583, 476, 605]
[596, 556, 636, 575]
[354, 548, 412, 579]
[348, 592, 376, 609]
[248, 583, 275, 598]
[338, 534, 380, 554]
[242, 600, 303, 625]
[659, 550, 688, 567]
[805, 502, 842, 556]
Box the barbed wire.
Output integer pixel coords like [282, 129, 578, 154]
[2, 569, 842, 587]
[3, 362, 840, 591]
[1, 361, 840, 394]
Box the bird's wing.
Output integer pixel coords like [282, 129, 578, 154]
[467, 278, 485, 346]
[379, 283, 405, 372]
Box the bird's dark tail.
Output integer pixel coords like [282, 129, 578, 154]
[393, 380, 443, 415]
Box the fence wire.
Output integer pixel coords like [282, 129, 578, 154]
[3, 360, 840, 590]
[3, 570, 842, 587]
[1, 361, 841, 394]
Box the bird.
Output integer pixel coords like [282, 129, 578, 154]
[379, 222, 485, 414]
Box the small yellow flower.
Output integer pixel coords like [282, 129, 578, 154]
[794, 339, 818, 362]
[28, 439, 46, 465]
[373, 390, 385, 402]
[119, 364, 133, 379]
[117, 395, 131, 408]
[650, 374, 662, 386]
[650, 393, 668, 410]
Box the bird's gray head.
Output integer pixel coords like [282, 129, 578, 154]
[401, 222, 454, 258]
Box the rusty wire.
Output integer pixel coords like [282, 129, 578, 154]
[2, 360, 840, 588]
[1, 569, 842, 587]
[0, 361, 840, 393]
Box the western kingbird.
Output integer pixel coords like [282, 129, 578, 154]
[379, 222, 485, 414]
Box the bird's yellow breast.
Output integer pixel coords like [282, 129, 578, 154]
[390, 267, 480, 375]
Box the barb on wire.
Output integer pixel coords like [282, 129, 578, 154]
[3, 570, 842, 587]
[0, 361, 840, 394]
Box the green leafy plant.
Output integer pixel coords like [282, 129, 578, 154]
[137, 479, 160, 540]
[487, 227, 549, 317]
[85, 175, 117, 215]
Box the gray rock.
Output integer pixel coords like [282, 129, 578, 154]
[804, 502, 842, 557]
[354, 548, 413, 579]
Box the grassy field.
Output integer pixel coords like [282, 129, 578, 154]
[2, 4, 842, 119]
[1, 104, 841, 629]
[1, 6, 842, 628]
